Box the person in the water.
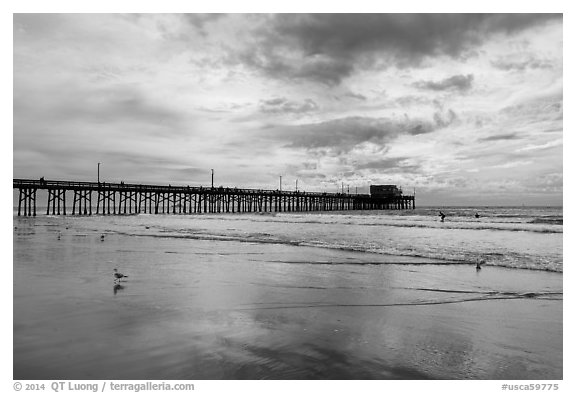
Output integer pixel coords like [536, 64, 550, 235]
[475, 212, 480, 218]
[439, 211, 446, 222]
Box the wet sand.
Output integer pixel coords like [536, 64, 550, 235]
[13, 222, 562, 379]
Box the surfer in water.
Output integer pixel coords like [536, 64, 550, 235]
[475, 212, 480, 219]
[439, 211, 446, 222]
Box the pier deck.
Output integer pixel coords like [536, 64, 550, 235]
[13, 179, 415, 216]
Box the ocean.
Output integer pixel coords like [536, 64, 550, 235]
[16, 205, 563, 272]
[13, 206, 563, 379]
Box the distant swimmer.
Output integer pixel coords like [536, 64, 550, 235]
[475, 212, 480, 219]
[100, 234, 105, 241]
[439, 211, 446, 222]
[113, 268, 128, 282]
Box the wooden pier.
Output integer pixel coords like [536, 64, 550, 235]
[13, 179, 415, 216]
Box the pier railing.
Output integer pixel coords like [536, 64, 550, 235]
[13, 178, 415, 216]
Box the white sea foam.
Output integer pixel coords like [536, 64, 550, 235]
[16, 206, 562, 272]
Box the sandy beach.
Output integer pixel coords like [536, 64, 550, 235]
[13, 218, 562, 380]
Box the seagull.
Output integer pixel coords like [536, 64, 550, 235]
[113, 268, 128, 281]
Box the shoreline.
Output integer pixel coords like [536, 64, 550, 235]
[13, 204, 563, 268]
[12, 214, 564, 278]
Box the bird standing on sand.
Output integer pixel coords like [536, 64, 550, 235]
[113, 268, 128, 281]
[476, 262, 482, 270]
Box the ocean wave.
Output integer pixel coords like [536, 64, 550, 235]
[182, 214, 563, 234]
[111, 229, 563, 273]
[358, 221, 563, 233]
[529, 218, 563, 225]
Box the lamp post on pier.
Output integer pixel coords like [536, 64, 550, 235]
[98, 162, 101, 184]
[211, 169, 214, 188]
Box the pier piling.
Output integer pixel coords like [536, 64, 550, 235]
[14, 179, 415, 216]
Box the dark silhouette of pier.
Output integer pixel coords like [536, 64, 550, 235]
[13, 179, 415, 216]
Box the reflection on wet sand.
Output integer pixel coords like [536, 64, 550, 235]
[113, 284, 125, 295]
[13, 221, 562, 380]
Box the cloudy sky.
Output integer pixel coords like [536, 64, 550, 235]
[13, 13, 563, 205]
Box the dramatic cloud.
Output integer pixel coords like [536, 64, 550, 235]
[433, 109, 459, 128]
[479, 133, 520, 142]
[491, 55, 555, 71]
[414, 74, 474, 92]
[515, 139, 562, 153]
[356, 157, 421, 173]
[12, 13, 563, 205]
[343, 92, 367, 101]
[259, 97, 319, 114]
[14, 84, 187, 132]
[183, 13, 226, 33]
[499, 93, 562, 121]
[262, 110, 457, 154]
[231, 13, 560, 85]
